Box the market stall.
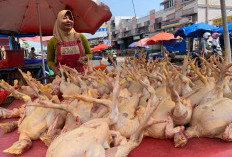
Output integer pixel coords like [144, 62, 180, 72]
[0, 0, 112, 79]
[1, 100, 232, 157]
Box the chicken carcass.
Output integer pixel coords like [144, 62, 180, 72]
[0, 80, 67, 155]
[124, 68, 186, 139]
[46, 72, 164, 157]
[174, 97, 232, 147]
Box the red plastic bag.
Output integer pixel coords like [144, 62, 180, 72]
[0, 85, 20, 105]
[0, 90, 10, 105]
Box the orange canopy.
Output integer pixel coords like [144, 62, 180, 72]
[91, 43, 109, 51]
[21, 36, 53, 42]
[146, 31, 180, 45]
[135, 38, 149, 47]
[0, 0, 111, 35]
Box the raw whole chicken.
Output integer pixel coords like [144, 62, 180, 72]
[175, 97, 232, 147]
[45, 72, 164, 157]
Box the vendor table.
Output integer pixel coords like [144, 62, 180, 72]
[1, 100, 232, 157]
[0, 63, 43, 85]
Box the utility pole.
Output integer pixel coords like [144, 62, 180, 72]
[220, 0, 231, 62]
[36, 0, 46, 84]
[108, 21, 112, 47]
[206, 0, 209, 24]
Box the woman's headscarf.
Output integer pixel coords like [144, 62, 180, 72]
[53, 10, 80, 42]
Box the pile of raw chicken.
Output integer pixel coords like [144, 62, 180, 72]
[1, 54, 232, 157]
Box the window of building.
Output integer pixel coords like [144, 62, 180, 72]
[154, 23, 162, 30]
[166, 0, 174, 8]
[145, 26, 149, 32]
[182, 0, 190, 3]
[144, 21, 150, 26]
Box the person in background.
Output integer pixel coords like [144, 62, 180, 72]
[212, 33, 222, 55]
[200, 32, 212, 54]
[0, 46, 2, 60]
[24, 49, 29, 58]
[107, 47, 117, 64]
[47, 10, 92, 75]
[108, 47, 116, 55]
[1, 46, 6, 60]
[29, 47, 36, 59]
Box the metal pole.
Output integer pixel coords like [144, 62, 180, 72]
[108, 21, 112, 47]
[36, 0, 46, 83]
[206, 0, 208, 24]
[220, 0, 231, 62]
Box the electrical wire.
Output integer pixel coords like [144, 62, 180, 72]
[131, 0, 137, 18]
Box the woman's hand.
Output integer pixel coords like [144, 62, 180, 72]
[77, 56, 88, 65]
[50, 65, 61, 76]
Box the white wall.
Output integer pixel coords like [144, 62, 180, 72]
[197, 7, 206, 23]
[198, 0, 206, 5]
[155, 10, 165, 19]
[183, 0, 198, 11]
[162, 9, 176, 21]
[137, 15, 150, 27]
[112, 16, 133, 30]
[226, 0, 232, 6]
[208, 8, 222, 25]
[208, 0, 220, 5]
[199, 0, 232, 5]
[197, 1, 232, 24]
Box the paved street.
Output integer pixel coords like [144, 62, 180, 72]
[91, 56, 126, 70]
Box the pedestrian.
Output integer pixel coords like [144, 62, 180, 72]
[1, 46, 6, 60]
[200, 32, 212, 55]
[29, 47, 36, 59]
[47, 10, 92, 75]
[212, 33, 222, 55]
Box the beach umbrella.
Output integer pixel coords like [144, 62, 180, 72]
[21, 36, 53, 46]
[21, 36, 53, 42]
[216, 22, 232, 36]
[91, 47, 96, 51]
[137, 45, 150, 49]
[0, 0, 112, 35]
[174, 23, 218, 38]
[91, 47, 101, 52]
[128, 42, 138, 48]
[146, 31, 179, 45]
[135, 38, 149, 47]
[92, 43, 109, 51]
[0, 0, 112, 81]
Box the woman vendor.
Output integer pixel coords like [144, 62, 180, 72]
[47, 10, 92, 75]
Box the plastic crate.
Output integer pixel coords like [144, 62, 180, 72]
[6, 49, 24, 68]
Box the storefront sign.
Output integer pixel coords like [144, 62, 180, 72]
[97, 28, 108, 32]
[97, 22, 108, 32]
[117, 40, 124, 44]
[104, 41, 109, 45]
[162, 16, 192, 29]
[213, 16, 232, 26]
[133, 35, 140, 40]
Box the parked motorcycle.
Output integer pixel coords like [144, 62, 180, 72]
[191, 49, 222, 68]
[190, 50, 202, 67]
[108, 53, 117, 65]
[212, 45, 223, 56]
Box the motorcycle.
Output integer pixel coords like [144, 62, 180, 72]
[108, 53, 117, 65]
[212, 45, 223, 56]
[190, 50, 202, 67]
[191, 48, 222, 68]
